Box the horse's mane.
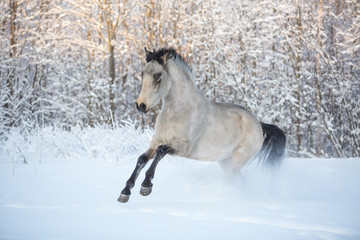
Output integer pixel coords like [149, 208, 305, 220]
[145, 48, 193, 76]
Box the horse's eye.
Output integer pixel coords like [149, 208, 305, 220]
[154, 73, 162, 82]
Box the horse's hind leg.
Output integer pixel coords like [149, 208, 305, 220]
[220, 145, 260, 178]
[140, 145, 173, 196]
[118, 149, 154, 203]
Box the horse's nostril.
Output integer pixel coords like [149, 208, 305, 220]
[136, 102, 147, 113]
[139, 103, 146, 112]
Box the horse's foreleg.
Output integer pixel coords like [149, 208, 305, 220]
[140, 145, 173, 196]
[118, 150, 153, 203]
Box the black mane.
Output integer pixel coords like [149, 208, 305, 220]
[145, 48, 191, 72]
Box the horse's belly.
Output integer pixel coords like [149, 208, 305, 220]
[187, 146, 235, 162]
[187, 125, 241, 162]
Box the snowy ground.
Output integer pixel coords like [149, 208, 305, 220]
[1, 125, 360, 240]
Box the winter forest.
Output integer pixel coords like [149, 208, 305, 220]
[1, 0, 359, 158]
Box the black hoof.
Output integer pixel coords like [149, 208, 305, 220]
[140, 186, 152, 196]
[118, 194, 130, 203]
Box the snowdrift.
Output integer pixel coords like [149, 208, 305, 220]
[0, 124, 359, 240]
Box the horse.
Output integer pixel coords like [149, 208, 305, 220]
[118, 47, 286, 203]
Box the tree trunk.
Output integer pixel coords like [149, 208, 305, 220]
[5, 0, 18, 128]
[109, 43, 116, 125]
[295, 4, 303, 155]
[315, 0, 323, 156]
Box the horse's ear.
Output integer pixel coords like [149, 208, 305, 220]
[144, 47, 151, 56]
[160, 51, 171, 64]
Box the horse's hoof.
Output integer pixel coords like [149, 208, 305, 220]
[118, 194, 130, 203]
[140, 186, 152, 196]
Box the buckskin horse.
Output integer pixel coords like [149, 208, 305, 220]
[118, 48, 286, 203]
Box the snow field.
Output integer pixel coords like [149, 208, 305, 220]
[0, 124, 359, 240]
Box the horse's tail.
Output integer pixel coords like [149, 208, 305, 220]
[258, 123, 286, 166]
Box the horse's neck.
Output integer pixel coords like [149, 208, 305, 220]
[162, 64, 206, 117]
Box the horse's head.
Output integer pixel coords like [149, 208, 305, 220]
[136, 48, 172, 113]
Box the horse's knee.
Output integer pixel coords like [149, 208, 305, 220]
[137, 154, 149, 167]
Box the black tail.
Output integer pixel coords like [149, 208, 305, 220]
[259, 123, 286, 166]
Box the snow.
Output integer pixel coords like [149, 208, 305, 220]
[0, 126, 360, 240]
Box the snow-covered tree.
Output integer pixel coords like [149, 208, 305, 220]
[1, 0, 359, 157]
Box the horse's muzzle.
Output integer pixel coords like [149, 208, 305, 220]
[136, 102, 147, 113]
